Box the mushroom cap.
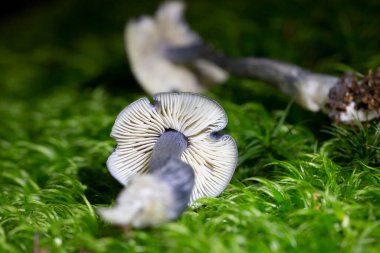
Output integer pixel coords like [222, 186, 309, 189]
[125, 1, 228, 95]
[107, 92, 237, 203]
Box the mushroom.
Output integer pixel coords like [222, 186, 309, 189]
[126, 1, 228, 95]
[166, 43, 380, 123]
[98, 92, 237, 228]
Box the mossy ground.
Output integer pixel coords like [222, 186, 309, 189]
[1, 0, 380, 252]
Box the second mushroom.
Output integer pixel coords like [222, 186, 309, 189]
[99, 92, 237, 228]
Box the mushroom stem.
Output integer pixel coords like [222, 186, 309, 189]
[99, 130, 195, 228]
[166, 44, 338, 112]
[167, 43, 337, 86]
[149, 130, 188, 171]
[167, 44, 380, 123]
[149, 130, 195, 217]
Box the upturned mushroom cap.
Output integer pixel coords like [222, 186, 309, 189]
[126, 1, 228, 95]
[107, 92, 237, 203]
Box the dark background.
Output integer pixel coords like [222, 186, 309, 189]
[1, 0, 379, 100]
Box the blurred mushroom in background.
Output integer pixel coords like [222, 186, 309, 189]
[126, 1, 228, 95]
[129, 1, 380, 124]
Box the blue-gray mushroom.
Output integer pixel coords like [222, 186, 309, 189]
[99, 92, 237, 228]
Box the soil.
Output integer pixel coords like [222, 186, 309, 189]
[327, 69, 380, 122]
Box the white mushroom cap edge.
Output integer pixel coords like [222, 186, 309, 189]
[125, 1, 228, 95]
[107, 92, 237, 203]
